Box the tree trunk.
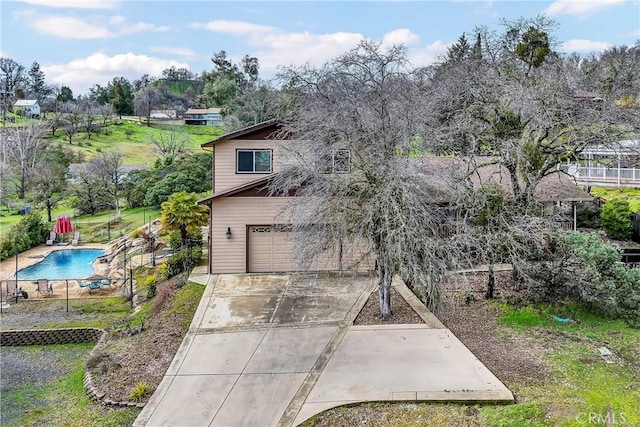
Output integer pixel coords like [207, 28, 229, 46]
[377, 263, 392, 319]
[46, 201, 52, 222]
[486, 258, 495, 299]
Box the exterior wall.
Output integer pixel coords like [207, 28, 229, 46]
[211, 196, 289, 273]
[214, 139, 286, 192]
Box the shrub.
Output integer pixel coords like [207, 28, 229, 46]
[0, 212, 49, 260]
[519, 232, 640, 327]
[144, 274, 158, 298]
[160, 246, 202, 279]
[128, 382, 151, 402]
[576, 202, 601, 228]
[601, 199, 632, 240]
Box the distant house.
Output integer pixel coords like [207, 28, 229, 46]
[14, 100, 40, 118]
[184, 108, 222, 126]
[150, 109, 177, 119]
[65, 163, 149, 184]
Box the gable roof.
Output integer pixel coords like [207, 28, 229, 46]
[14, 100, 38, 107]
[201, 119, 280, 148]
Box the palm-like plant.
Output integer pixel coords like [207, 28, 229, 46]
[160, 191, 209, 247]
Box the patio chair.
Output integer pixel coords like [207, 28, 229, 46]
[5, 280, 28, 300]
[36, 279, 53, 297]
[89, 282, 101, 293]
[78, 281, 90, 294]
[100, 279, 112, 289]
[46, 231, 57, 246]
[71, 231, 80, 246]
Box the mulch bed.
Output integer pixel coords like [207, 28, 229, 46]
[353, 287, 425, 325]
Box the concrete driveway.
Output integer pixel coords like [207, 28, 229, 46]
[134, 272, 513, 427]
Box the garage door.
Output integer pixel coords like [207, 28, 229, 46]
[247, 226, 338, 273]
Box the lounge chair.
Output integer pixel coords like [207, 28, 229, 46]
[71, 231, 80, 246]
[36, 279, 53, 297]
[5, 280, 28, 300]
[46, 231, 57, 246]
[100, 279, 111, 288]
[89, 282, 101, 293]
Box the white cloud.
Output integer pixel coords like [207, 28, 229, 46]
[560, 39, 613, 53]
[409, 40, 450, 66]
[381, 29, 420, 47]
[544, 0, 624, 16]
[190, 19, 444, 74]
[189, 20, 276, 36]
[20, 0, 118, 9]
[150, 46, 199, 59]
[43, 52, 189, 95]
[22, 13, 170, 39]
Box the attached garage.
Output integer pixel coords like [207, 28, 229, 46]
[247, 225, 339, 273]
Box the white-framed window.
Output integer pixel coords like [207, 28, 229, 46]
[236, 149, 272, 173]
[323, 149, 350, 174]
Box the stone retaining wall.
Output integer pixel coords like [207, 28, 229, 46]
[0, 327, 104, 346]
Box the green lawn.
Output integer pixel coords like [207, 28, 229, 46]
[49, 120, 223, 165]
[590, 187, 640, 213]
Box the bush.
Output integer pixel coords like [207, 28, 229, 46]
[144, 274, 158, 298]
[519, 232, 640, 327]
[576, 202, 601, 228]
[601, 199, 632, 240]
[0, 212, 49, 260]
[160, 246, 202, 279]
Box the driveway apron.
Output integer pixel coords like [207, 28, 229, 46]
[134, 273, 513, 427]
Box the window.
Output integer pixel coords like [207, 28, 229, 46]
[237, 149, 272, 173]
[322, 149, 350, 174]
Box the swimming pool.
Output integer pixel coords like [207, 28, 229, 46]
[17, 249, 105, 280]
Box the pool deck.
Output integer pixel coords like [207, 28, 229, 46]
[0, 243, 112, 300]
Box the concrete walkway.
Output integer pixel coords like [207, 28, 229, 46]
[134, 272, 513, 427]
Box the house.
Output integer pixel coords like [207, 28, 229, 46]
[198, 121, 593, 274]
[14, 100, 40, 118]
[184, 108, 222, 126]
[150, 109, 177, 119]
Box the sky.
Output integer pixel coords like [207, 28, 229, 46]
[1, 0, 639, 96]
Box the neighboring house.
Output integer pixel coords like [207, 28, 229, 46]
[198, 120, 593, 274]
[184, 108, 222, 126]
[14, 100, 40, 118]
[150, 109, 177, 119]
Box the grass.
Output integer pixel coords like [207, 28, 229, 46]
[3, 344, 140, 426]
[590, 187, 640, 213]
[0, 205, 161, 240]
[49, 119, 223, 164]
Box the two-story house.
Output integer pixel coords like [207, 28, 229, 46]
[198, 120, 594, 275]
[184, 107, 222, 126]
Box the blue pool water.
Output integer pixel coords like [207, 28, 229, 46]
[17, 249, 105, 280]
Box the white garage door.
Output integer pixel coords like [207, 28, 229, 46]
[247, 226, 338, 273]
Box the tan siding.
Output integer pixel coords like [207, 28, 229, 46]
[211, 197, 288, 273]
[214, 139, 287, 192]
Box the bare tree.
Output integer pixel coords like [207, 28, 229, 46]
[134, 86, 160, 126]
[0, 58, 26, 123]
[270, 41, 470, 318]
[3, 122, 47, 199]
[29, 161, 67, 222]
[150, 128, 188, 161]
[94, 151, 124, 220]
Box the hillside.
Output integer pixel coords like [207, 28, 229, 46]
[49, 120, 224, 165]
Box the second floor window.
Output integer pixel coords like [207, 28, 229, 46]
[237, 149, 272, 173]
[323, 149, 350, 174]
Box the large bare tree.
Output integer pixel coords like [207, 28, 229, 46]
[94, 151, 124, 220]
[3, 122, 47, 199]
[269, 41, 469, 317]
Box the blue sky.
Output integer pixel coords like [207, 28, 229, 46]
[2, 0, 639, 95]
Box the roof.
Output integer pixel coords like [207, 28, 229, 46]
[14, 100, 38, 107]
[421, 156, 593, 202]
[201, 119, 280, 148]
[197, 176, 271, 204]
[185, 108, 222, 115]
